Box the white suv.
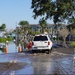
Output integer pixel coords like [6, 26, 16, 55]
[32, 34, 53, 54]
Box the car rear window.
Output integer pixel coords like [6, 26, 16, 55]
[34, 36, 48, 41]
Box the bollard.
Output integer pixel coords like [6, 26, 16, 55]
[74, 48, 75, 60]
[5, 44, 8, 54]
[18, 44, 22, 52]
[74, 57, 75, 60]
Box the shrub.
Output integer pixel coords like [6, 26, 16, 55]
[0, 37, 12, 43]
[70, 42, 75, 47]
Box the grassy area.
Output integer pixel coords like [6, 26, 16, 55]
[70, 41, 75, 47]
[0, 37, 12, 43]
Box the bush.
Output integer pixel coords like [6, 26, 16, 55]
[70, 41, 75, 47]
[0, 37, 12, 43]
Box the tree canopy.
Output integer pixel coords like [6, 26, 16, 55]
[31, 0, 75, 24]
[18, 21, 29, 27]
[39, 18, 47, 33]
[0, 23, 6, 30]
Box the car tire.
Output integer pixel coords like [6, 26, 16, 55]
[46, 50, 50, 54]
[32, 50, 37, 53]
[50, 48, 52, 53]
[32, 50, 34, 53]
[51, 48, 52, 51]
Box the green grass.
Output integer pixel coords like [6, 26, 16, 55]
[0, 37, 12, 43]
[70, 41, 75, 47]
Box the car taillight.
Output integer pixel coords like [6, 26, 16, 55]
[48, 42, 50, 45]
[32, 42, 34, 45]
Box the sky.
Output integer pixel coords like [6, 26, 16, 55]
[0, 0, 53, 29]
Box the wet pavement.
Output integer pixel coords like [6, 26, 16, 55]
[0, 47, 74, 75]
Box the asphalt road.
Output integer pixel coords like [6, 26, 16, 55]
[0, 47, 74, 75]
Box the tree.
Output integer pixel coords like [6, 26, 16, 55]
[19, 21, 29, 26]
[67, 15, 75, 31]
[1, 24, 6, 30]
[18, 20, 30, 34]
[59, 28, 69, 47]
[18, 21, 30, 49]
[0, 24, 6, 30]
[31, 0, 75, 45]
[19, 21, 29, 29]
[31, 0, 75, 24]
[71, 29, 75, 36]
[39, 18, 47, 33]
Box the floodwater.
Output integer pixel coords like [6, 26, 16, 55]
[0, 42, 74, 74]
[7, 42, 17, 53]
[0, 42, 17, 54]
[0, 49, 74, 75]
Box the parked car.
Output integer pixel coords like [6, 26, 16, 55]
[32, 34, 53, 54]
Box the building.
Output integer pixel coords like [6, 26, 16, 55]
[30, 24, 40, 32]
[30, 24, 66, 35]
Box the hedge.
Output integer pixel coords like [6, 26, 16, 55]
[0, 37, 12, 43]
[70, 41, 75, 47]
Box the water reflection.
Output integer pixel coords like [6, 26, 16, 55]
[0, 43, 5, 53]
[10, 71, 15, 75]
[0, 42, 17, 54]
[8, 42, 17, 53]
[0, 48, 5, 53]
[31, 55, 53, 74]
[0, 50, 3, 54]
[32, 61, 52, 74]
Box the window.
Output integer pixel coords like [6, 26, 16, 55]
[34, 36, 48, 41]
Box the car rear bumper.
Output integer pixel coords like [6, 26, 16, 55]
[32, 46, 51, 50]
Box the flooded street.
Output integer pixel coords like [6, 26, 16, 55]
[0, 42, 17, 54]
[7, 42, 17, 53]
[0, 45, 74, 75]
[0, 0, 74, 74]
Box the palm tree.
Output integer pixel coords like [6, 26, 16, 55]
[19, 21, 29, 48]
[19, 21, 29, 31]
[19, 20, 30, 35]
